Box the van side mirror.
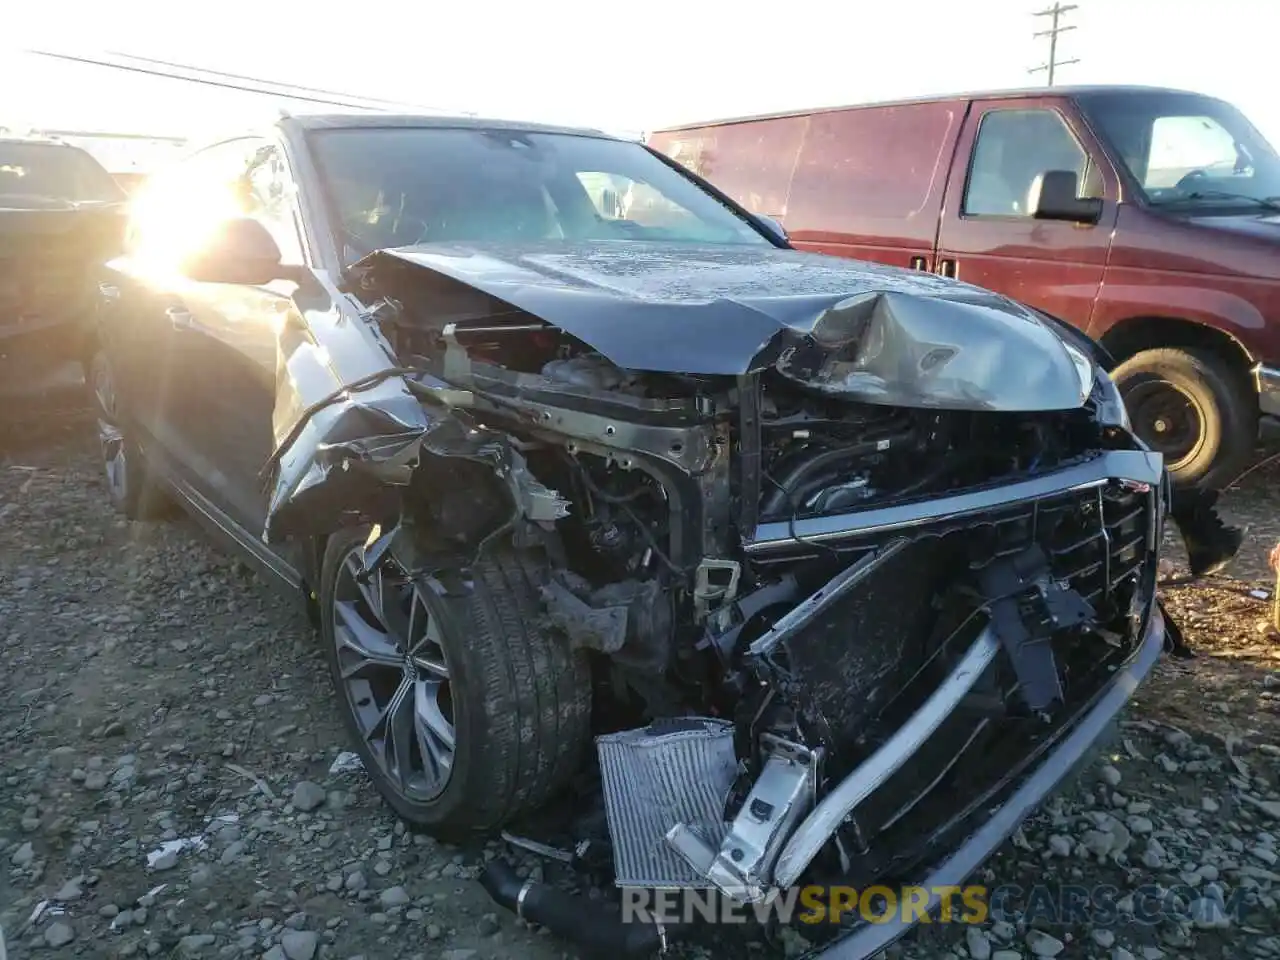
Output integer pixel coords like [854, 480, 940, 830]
[1029, 170, 1103, 224]
[755, 214, 789, 244]
[181, 217, 285, 285]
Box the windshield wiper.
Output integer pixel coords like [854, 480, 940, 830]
[1155, 190, 1280, 213]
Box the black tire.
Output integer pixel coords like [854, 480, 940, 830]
[319, 527, 592, 833]
[87, 348, 172, 521]
[1111, 346, 1256, 491]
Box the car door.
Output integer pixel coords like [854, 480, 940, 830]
[102, 147, 230, 479]
[163, 138, 310, 544]
[934, 97, 1120, 328]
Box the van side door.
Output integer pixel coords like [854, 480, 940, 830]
[784, 101, 965, 271]
[935, 96, 1120, 328]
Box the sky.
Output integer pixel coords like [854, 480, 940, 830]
[4, 0, 1280, 156]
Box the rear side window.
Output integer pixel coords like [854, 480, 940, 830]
[964, 109, 1089, 217]
[785, 103, 960, 231]
[0, 142, 124, 203]
[653, 116, 809, 224]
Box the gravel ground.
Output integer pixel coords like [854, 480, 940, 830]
[4, 418, 1280, 960]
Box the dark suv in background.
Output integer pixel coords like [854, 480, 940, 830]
[1, 135, 126, 413]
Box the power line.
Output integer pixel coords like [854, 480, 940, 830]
[25, 49, 464, 114]
[1028, 2, 1080, 86]
[104, 51, 452, 113]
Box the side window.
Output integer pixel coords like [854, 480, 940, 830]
[128, 138, 262, 258]
[128, 137, 304, 266]
[1144, 115, 1241, 189]
[243, 146, 305, 265]
[964, 110, 1090, 217]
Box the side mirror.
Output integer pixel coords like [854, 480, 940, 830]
[755, 213, 789, 244]
[181, 217, 285, 285]
[1029, 170, 1103, 224]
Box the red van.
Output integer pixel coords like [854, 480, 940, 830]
[649, 85, 1280, 490]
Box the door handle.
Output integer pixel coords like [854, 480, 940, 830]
[166, 307, 196, 330]
[936, 259, 958, 279]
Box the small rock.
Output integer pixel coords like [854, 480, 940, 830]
[151, 851, 179, 871]
[291, 781, 326, 812]
[9, 841, 34, 866]
[1048, 835, 1072, 857]
[1092, 928, 1115, 948]
[1143, 838, 1166, 869]
[1112, 949, 1136, 960]
[379, 886, 411, 908]
[178, 934, 217, 955]
[83, 769, 108, 790]
[992, 952, 1023, 960]
[1188, 897, 1232, 929]
[1027, 929, 1065, 957]
[1251, 845, 1279, 866]
[1082, 829, 1115, 858]
[1245, 797, 1280, 820]
[54, 875, 85, 900]
[44, 922, 75, 948]
[344, 870, 367, 892]
[1202, 797, 1221, 813]
[280, 930, 319, 960]
[440, 952, 477, 960]
[1128, 816, 1154, 836]
[477, 913, 500, 937]
[966, 926, 993, 960]
[1099, 764, 1122, 786]
[219, 840, 245, 865]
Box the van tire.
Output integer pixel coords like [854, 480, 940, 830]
[1111, 346, 1255, 491]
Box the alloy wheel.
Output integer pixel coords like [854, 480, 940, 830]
[331, 547, 457, 801]
[91, 355, 129, 502]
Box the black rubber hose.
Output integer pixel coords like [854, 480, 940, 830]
[479, 858, 666, 958]
[760, 432, 912, 515]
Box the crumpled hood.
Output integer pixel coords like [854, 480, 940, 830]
[363, 240, 1092, 412]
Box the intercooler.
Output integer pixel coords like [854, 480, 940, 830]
[595, 449, 1162, 898]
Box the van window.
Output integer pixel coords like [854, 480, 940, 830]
[786, 104, 958, 230]
[964, 110, 1089, 217]
[1080, 91, 1280, 208]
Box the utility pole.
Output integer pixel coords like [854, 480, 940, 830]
[1029, 2, 1080, 86]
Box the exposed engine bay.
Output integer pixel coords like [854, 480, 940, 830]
[262, 243, 1166, 958]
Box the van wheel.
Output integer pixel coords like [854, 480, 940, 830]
[1111, 347, 1255, 490]
[88, 348, 172, 520]
[319, 528, 592, 834]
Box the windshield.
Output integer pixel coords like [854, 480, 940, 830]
[1080, 92, 1280, 209]
[308, 126, 772, 262]
[0, 142, 125, 204]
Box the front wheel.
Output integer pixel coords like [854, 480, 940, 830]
[1111, 346, 1256, 491]
[318, 528, 592, 833]
[87, 348, 172, 521]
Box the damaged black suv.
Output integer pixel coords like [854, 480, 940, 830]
[92, 114, 1168, 959]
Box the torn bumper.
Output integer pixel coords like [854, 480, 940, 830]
[1256, 363, 1280, 418]
[807, 601, 1165, 960]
